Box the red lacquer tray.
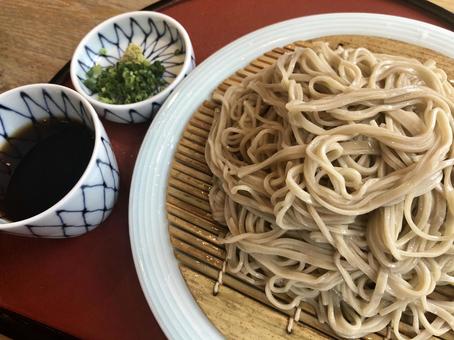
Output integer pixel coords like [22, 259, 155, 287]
[0, 0, 452, 338]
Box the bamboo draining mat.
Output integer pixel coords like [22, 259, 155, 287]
[166, 35, 454, 340]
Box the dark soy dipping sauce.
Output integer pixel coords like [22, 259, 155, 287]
[2, 119, 95, 222]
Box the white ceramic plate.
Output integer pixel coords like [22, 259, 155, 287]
[129, 13, 454, 340]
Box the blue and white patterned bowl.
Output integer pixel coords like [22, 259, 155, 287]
[0, 84, 120, 238]
[70, 11, 195, 124]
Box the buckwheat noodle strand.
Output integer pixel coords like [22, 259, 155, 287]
[205, 42, 454, 339]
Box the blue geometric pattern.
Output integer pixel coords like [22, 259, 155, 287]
[102, 101, 163, 124]
[73, 13, 195, 124]
[26, 136, 119, 238]
[0, 87, 119, 238]
[76, 18, 185, 81]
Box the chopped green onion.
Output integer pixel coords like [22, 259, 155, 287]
[84, 44, 166, 104]
[99, 48, 108, 56]
[174, 48, 184, 56]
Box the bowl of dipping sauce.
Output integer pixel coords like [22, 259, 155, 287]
[70, 11, 195, 124]
[0, 84, 119, 238]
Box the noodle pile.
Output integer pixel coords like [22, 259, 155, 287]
[205, 42, 454, 339]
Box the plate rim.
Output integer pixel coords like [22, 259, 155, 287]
[129, 12, 454, 340]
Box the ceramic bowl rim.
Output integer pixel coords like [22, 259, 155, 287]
[0, 83, 104, 229]
[70, 11, 194, 111]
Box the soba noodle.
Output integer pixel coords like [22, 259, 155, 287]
[205, 42, 454, 339]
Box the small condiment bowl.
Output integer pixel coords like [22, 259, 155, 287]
[70, 11, 195, 124]
[0, 84, 120, 238]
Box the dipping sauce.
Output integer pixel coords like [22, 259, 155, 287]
[1, 119, 95, 222]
